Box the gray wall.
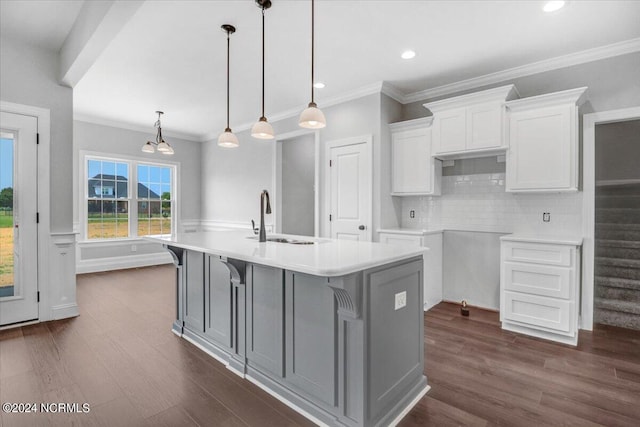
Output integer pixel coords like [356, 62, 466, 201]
[0, 36, 73, 232]
[201, 93, 384, 238]
[380, 93, 403, 230]
[281, 134, 314, 236]
[443, 231, 504, 310]
[74, 120, 202, 262]
[595, 119, 640, 182]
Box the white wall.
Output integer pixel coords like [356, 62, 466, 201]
[73, 120, 202, 272]
[201, 93, 384, 238]
[0, 36, 76, 320]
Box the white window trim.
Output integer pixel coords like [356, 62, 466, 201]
[79, 150, 180, 243]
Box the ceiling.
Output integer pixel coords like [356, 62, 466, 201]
[3, 1, 640, 141]
[0, 0, 83, 51]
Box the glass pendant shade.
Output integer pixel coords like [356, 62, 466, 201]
[251, 117, 275, 139]
[218, 129, 239, 148]
[142, 141, 155, 153]
[162, 145, 175, 155]
[157, 140, 172, 153]
[299, 103, 326, 129]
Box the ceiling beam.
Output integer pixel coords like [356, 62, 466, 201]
[59, 0, 144, 88]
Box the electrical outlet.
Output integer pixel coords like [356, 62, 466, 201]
[409, 210, 415, 219]
[543, 212, 551, 222]
[395, 291, 407, 310]
[131, 244, 137, 252]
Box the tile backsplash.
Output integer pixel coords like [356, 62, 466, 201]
[401, 173, 583, 235]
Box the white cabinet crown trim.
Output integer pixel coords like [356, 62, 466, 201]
[505, 87, 588, 111]
[389, 116, 433, 132]
[422, 84, 519, 112]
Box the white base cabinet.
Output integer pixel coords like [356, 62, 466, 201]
[500, 235, 582, 346]
[379, 229, 443, 311]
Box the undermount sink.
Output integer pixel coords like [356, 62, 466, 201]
[247, 236, 315, 245]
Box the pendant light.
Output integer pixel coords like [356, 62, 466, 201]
[299, 0, 326, 129]
[251, 0, 275, 140]
[218, 24, 239, 148]
[142, 111, 174, 155]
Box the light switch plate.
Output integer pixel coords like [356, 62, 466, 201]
[395, 291, 407, 310]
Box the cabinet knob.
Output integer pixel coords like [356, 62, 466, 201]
[358, 225, 366, 230]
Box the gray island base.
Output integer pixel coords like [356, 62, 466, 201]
[151, 231, 428, 427]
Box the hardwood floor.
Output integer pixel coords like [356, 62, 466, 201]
[1, 265, 639, 426]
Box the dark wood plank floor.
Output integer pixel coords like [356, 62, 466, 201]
[1, 265, 639, 426]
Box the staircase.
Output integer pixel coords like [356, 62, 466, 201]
[594, 183, 640, 330]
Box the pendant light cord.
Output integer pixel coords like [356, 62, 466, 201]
[311, 0, 315, 104]
[226, 29, 231, 130]
[261, 8, 265, 119]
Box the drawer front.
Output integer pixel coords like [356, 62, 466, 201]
[503, 241, 573, 267]
[379, 233, 423, 248]
[503, 262, 572, 299]
[503, 291, 573, 335]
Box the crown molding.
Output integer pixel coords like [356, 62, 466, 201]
[423, 84, 519, 112]
[505, 86, 588, 111]
[74, 113, 203, 142]
[381, 82, 406, 103]
[403, 37, 640, 104]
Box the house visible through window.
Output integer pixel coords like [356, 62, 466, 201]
[85, 156, 175, 240]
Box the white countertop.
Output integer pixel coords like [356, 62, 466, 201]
[146, 230, 426, 277]
[377, 228, 444, 236]
[499, 234, 583, 246]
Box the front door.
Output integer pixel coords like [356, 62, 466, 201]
[0, 111, 38, 326]
[329, 138, 371, 241]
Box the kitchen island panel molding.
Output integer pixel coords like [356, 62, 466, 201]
[154, 231, 428, 427]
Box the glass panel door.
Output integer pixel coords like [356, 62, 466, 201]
[0, 133, 14, 296]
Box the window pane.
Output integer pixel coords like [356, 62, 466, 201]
[116, 163, 128, 179]
[149, 201, 161, 219]
[88, 179, 100, 198]
[116, 201, 129, 237]
[161, 184, 171, 200]
[116, 181, 128, 199]
[138, 183, 149, 199]
[149, 183, 161, 199]
[102, 161, 115, 176]
[149, 166, 161, 183]
[88, 160, 101, 179]
[138, 165, 148, 183]
[161, 167, 170, 183]
[102, 201, 116, 238]
[87, 200, 102, 239]
[101, 180, 116, 198]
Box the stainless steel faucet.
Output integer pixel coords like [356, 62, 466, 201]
[259, 189, 271, 242]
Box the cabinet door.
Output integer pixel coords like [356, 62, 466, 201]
[506, 105, 572, 191]
[204, 255, 233, 350]
[246, 264, 284, 376]
[379, 233, 423, 247]
[284, 272, 337, 406]
[433, 108, 466, 154]
[184, 250, 205, 332]
[467, 102, 503, 150]
[392, 128, 432, 194]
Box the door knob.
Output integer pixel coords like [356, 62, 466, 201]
[358, 225, 366, 230]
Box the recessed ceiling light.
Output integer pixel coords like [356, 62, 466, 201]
[401, 50, 416, 60]
[543, 1, 565, 12]
[313, 82, 325, 89]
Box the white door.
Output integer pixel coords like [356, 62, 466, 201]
[329, 139, 371, 241]
[0, 112, 38, 325]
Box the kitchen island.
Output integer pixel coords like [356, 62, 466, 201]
[147, 230, 429, 427]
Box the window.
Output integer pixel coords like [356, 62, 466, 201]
[84, 156, 176, 240]
[137, 164, 173, 236]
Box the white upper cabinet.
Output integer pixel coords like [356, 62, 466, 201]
[390, 117, 441, 196]
[505, 87, 587, 193]
[425, 85, 519, 159]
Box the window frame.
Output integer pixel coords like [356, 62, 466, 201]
[80, 151, 179, 243]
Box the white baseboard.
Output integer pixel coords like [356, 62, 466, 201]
[76, 252, 173, 274]
[51, 303, 79, 320]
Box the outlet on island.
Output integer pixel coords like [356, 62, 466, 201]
[409, 210, 415, 219]
[395, 291, 407, 310]
[543, 212, 550, 222]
